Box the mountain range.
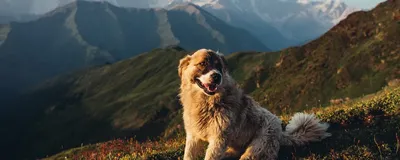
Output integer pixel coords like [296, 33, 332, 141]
[1, 0, 398, 159]
[162, 0, 360, 49]
[0, 0, 267, 96]
[89, 0, 361, 50]
[0, 0, 363, 104]
[0, 0, 360, 50]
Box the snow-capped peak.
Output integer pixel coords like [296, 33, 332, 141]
[160, 0, 357, 23]
[309, 0, 360, 24]
[297, 0, 311, 5]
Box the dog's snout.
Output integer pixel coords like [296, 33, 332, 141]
[211, 73, 222, 84]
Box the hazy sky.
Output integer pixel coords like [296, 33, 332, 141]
[343, 0, 386, 9]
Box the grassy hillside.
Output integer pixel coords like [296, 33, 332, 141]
[2, 47, 187, 159]
[0, 0, 267, 94]
[1, 0, 399, 159]
[47, 84, 400, 160]
[236, 0, 400, 114]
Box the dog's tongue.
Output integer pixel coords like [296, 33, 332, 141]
[204, 83, 218, 92]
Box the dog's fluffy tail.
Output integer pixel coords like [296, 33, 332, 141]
[280, 113, 331, 146]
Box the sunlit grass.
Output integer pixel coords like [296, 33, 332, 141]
[47, 85, 400, 160]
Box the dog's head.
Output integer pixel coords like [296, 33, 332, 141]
[178, 49, 228, 96]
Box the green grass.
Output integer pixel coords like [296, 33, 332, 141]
[45, 85, 400, 160]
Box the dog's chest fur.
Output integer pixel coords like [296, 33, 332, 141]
[183, 99, 232, 141]
[179, 77, 266, 147]
[180, 89, 257, 145]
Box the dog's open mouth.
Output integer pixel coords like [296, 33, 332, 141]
[195, 78, 218, 95]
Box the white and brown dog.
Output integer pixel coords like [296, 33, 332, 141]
[178, 49, 331, 160]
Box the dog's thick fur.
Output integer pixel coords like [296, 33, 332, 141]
[178, 49, 331, 160]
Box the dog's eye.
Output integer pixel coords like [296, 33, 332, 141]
[198, 62, 206, 66]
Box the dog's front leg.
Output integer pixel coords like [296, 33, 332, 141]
[204, 137, 227, 160]
[184, 134, 202, 160]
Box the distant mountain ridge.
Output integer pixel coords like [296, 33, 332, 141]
[308, 0, 359, 24]
[0, 0, 267, 95]
[1, 0, 360, 50]
[161, 0, 358, 25]
[155, 0, 361, 50]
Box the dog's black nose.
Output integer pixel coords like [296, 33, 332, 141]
[211, 73, 222, 84]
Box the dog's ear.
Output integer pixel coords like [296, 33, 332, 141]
[219, 55, 229, 72]
[215, 50, 228, 72]
[178, 55, 191, 78]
